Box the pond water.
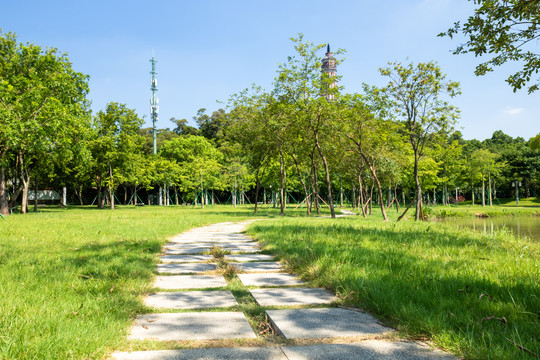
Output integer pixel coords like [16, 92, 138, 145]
[435, 216, 540, 241]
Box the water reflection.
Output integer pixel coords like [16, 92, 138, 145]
[436, 216, 539, 241]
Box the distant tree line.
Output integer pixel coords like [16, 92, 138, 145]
[1, 31, 539, 218]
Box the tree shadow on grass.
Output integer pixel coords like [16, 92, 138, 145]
[61, 238, 162, 281]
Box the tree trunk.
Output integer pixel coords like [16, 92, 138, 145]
[358, 152, 387, 220]
[20, 157, 30, 214]
[395, 185, 401, 213]
[310, 150, 320, 214]
[279, 146, 286, 215]
[254, 174, 261, 215]
[109, 162, 115, 210]
[34, 173, 38, 212]
[109, 187, 115, 210]
[97, 186, 102, 208]
[369, 182, 374, 216]
[78, 185, 84, 205]
[488, 175, 493, 206]
[442, 184, 446, 206]
[351, 183, 356, 209]
[292, 154, 310, 215]
[340, 178, 344, 208]
[0, 166, 8, 216]
[20, 174, 29, 214]
[369, 165, 388, 221]
[358, 173, 366, 217]
[314, 133, 335, 218]
[413, 149, 422, 221]
[482, 176, 486, 207]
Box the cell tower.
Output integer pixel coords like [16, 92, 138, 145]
[150, 57, 159, 155]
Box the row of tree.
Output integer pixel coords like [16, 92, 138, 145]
[1, 31, 539, 218]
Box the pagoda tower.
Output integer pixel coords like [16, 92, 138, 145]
[321, 44, 337, 100]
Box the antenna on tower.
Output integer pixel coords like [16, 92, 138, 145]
[150, 57, 158, 155]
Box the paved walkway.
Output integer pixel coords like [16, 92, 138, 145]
[112, 220, 457, 360]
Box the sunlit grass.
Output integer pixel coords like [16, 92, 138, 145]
[248, 216, 539, 360]
[0, 205, 264, 360]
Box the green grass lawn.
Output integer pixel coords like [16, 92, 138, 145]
[1, 204, 538, 359]
[248, 215, 539, 360]
[0, 205, 267, 360]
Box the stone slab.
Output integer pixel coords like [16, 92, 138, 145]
[170, 235, 253, 243]
[250, 288, 335, 306]
[129, 312, 256, 340]
[160, 255, 212, 263]
[163, 248, 209, 255]
[225, 254, 274, 262]
[163, 243, 213, 250]
[236, 262, 283, 273]
[266, 308, 391, 339]
[164, 242, 258, 250]
[281, 341, 457, 359]
[144, 290, 237, 309]
[153, 275, 227, 289]
[218, 243, 260, 249]
[237, 273, 306, 287]
[163, 246, 260, 255]
[112, 347, 287, 360]
[156, 263, 216, 274]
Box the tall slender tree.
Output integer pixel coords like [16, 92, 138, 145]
[375, 61, 460, 220]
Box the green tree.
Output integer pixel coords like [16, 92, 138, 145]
[440, 0, 540, 93]
[139, 127, 179, 155]
[171, 117, 199, 136]
[159, 135, 223, 203]
[529, 133, 540, 152]
[228, 87, 276, 213]
[90, 102, 144, 209]
[432, 140, 464, 205]
[469, 148, 501, 206]
[341, 94, 405, 220]
[274, 35, 344, 218]
[194, 108, 228, 141]
[375, 61, 460, 220]
[0, 31, 90, 215]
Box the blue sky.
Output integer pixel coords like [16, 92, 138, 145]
[2, 0, 538, 140]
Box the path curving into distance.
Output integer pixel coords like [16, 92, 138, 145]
[111, 220, 456, 360]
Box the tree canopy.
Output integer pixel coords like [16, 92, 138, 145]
[440, 0, 540, 93]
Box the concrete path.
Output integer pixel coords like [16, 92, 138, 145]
[112, 220, 457, 360]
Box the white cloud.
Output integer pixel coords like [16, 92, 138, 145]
[503, 107, 525, 116]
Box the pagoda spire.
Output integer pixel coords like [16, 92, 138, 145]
[321, 43, 337, 100]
